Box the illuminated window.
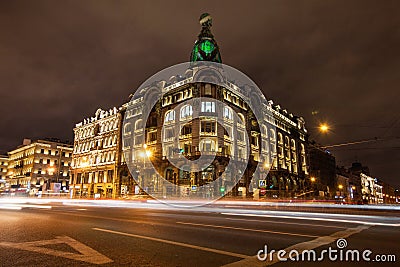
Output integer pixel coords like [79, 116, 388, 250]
[180, 124, 192, 136]
[180, 105, 193, 119]
[223, 125, 232, 138]
[201, 102, 215, 112]
[148, 131, 157, 142]
[199, 139, 216, 152]
[135, 119, 143, 130]
[223, 106, 233, 120]
[291, 139, 296, 149]
[201, 121, 216, 134]
[164, 110, 175, 123]
[205, 84, 212, 95]
[123, 123, 132, 135]
[237, 130, 245, 142]
[164, 128, 175, 140]
[237, 113, 245, 125]
[278, 133, 283, 144]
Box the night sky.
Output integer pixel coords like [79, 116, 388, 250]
[1, 1, 399, 187]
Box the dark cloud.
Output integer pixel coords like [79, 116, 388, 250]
[1, 0, 399, 187]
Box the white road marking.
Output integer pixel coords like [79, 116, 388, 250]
[221, 212, 400, 227]
[0, 205, 22, 210]
[0, 204, 51, 210]
[221, 225, 370, 266]
[93, 227, 250, 259]
[224, 217, 347, 229]
[0, 235, 113, 264]
[176, 221, 319, 238]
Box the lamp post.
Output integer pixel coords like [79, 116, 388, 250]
[310, 176, 316, 199]
[139, 144, 152, 194]
[338, 184, 344, 202]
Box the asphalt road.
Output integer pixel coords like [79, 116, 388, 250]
[0, 200, 399, 267]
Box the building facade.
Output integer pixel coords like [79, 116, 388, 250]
[121, 14, 309, 199]
[6, 139, 72, 196]
[360, 173, 383, 204]
[0, 155, 9, 193]
[308, 144, 336, 199]
[69, 107, 124, 198]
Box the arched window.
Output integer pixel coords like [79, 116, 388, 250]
[291, 139, 296, 149]
[262, 125, 268, 137]
[164, 110, 175, 123]
[135, 119, 143, 131]
[285, 136, 290, 147]
[278, 133, 283, 144]
[180, 105, 193, 119]
[123, 123, 132, 135]
[237, 113, 245, 124]
[223, 106, 233, 120]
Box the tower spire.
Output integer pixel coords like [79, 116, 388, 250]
[190, 13, 222, 63]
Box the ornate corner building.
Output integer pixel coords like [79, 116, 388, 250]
[121, 14, 309, 199]
[70, 14, 309, 199]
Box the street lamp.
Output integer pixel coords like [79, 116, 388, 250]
[264, 162, 270, 170]
[310, 177, 316, 183]
[318, 123, 329, 133]
[139, 144, 152, 194]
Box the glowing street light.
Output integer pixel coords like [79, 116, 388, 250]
[338, 184, 343, 190]
[310, 177, 316, 183]
[319, 123, 329, 133]
[146, 150, 152, 157]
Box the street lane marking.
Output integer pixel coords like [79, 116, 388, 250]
[0, 204, 51, 210]
[221, 212, 400, 227]
[0, 205, 22, 210]
[176, 221, 319, 238]
[0, 236, 113, 265]
[224, 217, 347, 229]
[93, 227, 250, 259]
[221, 225, 370, 266]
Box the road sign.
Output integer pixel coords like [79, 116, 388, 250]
[258, 180, 266, 188]
[191, 185, 197, 191]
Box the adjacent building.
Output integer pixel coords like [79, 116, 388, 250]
[69, 107, 124, 198]
[360, 173, 383, 204]
[0, 155, 9, 193]
[308, 144, 336, 199]
[6, 138, 73, 196]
